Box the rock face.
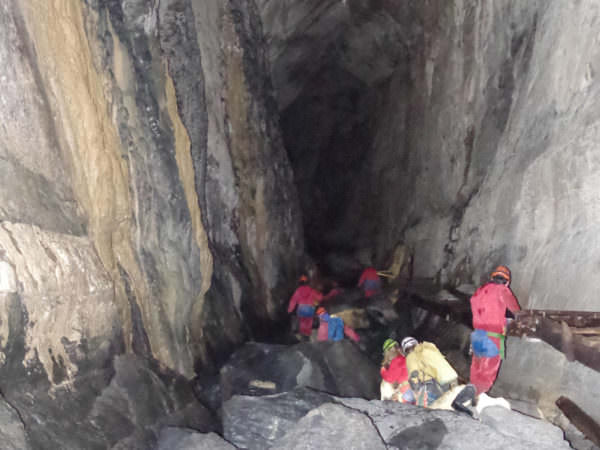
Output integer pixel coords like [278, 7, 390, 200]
[262, 0, 600, 312]
[2, 0, 600, 446]
[157, 428, 235, 450]
[0, 393, 30, 450]
[493, 336, 600, 424]
[0, 0, 303, 446]
[0, 0, 302, 389]
[0, 354, 217, 449]
[275, 402, 387, 450]
[366, 0, 600, 312]
[223, 387, 572, 449]
[220, 341, 380, 402]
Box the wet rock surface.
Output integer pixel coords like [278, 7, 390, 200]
[224, 387, 572, 450]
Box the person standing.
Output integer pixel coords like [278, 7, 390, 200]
[288, 275, 323, 337]
[357, 266, 382, 298]
[469, 265, 521, 394]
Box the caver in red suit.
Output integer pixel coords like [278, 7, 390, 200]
[380, 354, 414, 404]
[469, 265, 521, 394]
[357, 267, 381, 298]
[288, 278, 323, 336]
[381, 355, 409, 385]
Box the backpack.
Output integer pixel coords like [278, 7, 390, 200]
[327, 317, 344, 341]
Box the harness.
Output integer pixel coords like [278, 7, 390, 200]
[390, 380, 412, 403]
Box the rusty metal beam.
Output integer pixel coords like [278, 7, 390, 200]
[509, 314, 600, 372]
[389, 279, 600, 374]
[515, 309, 600, 328]
[556, 396, 600, 447]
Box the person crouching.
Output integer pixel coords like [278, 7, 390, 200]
[316, 307, 360, 342]
[380, 339, 415, 404]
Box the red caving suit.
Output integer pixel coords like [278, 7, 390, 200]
[358, 267, 382, 298]
[288, 285, 323, 336]
[470, 282, 520, 394]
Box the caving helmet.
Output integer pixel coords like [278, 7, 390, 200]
[490, 265, 511, 284]
[401, 336, 418, 354]
[316, 307, 326, 316]
[382, 338, 398, 353]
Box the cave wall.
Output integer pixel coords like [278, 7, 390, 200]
[335, 0, 600, 311]
[284, 0, 599, 310]
[0, 0, 303, 391]
[259, 0, 600, 310]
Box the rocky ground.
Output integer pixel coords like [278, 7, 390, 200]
[173, 339, 577, 450]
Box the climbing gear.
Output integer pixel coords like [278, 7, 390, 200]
[490, 265, 511, 283]
[316, 307, 326, 316]
[383, 338, 398, 353]
[401, 336, 418, 353]
[298, 275, 309, 283]
[411, 378, 442, 407]
[405, 341, 458, 387]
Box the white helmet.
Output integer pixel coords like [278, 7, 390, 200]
[401, 336, 418, 353]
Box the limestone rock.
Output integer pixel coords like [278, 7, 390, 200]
[157, 428, 236, 450]
[1, 0, 303, 385]
[223, 388, 335, 448]
[480, 406, 568, 449]
[0, 394, 30, 450]
[224, 388, 571, 450]
[494, 336, 600, 424]
[220, 341, 380, 403]
[1, 355, 217, 449]
[273, 403, 386, 450]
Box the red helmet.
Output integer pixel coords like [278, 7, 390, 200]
[316, 307, 326, 316]
[298, 275, 309, 283]
[490, 265, 511, 283]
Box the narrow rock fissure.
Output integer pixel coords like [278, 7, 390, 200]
[0, 0, 599, 448]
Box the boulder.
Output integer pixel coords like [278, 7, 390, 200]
[223, 388, 335, 448]
[157, 428, 235, 450]
[273, 403, 386, 450]
[479, 406, 569, 449]
[223, 387, 572, 450]
[2, 355, 218, 449]
[494, 336, 600, 424]
[220, 341, 380, 403]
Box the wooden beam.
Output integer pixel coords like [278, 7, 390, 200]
[556, 396, 600, 447]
